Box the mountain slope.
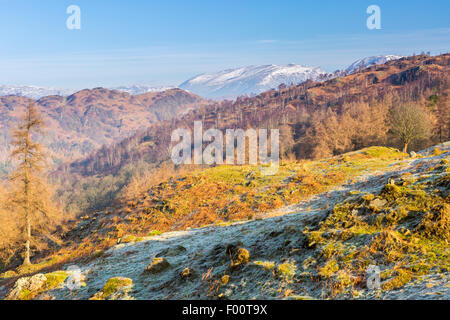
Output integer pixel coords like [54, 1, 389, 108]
[179, 64, 327, 99]
[1, 143, 448, 300]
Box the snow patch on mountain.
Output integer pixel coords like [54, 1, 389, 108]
[0, 85, 178, 100]
[109, 85, 176, 95]
[0, 85, 75, 100]
[179, 64, 327, 99]
[345, 55, 404, 74]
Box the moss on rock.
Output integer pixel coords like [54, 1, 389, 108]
[90, 277, 133, 300]
[145, 257, 171, 274]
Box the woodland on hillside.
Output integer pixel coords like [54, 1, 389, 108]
[0, 88, 208, 170]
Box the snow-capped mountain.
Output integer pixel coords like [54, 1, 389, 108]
[0, 85, 176, 99]
[345, 55, 404, 74]
[109, 85, 176, 95]
[0, 85, 75, 100]
[179, 64, 327, 99]
[0, 55, 405, 100]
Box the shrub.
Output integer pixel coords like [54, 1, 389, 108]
[277, 262, 297, 282]
[231, 248, 250, 267]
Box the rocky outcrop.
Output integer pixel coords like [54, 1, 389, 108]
[145, 258, 171, 274]
[90, 277, 134, 300]
[6, 274, 47, 300]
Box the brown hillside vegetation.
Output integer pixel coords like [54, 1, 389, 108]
[0, 183, 21, 270]
[7, 146, 412, 273]
[0, 88, 209, 170]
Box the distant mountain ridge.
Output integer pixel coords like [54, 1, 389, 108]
[0, 85, 177, 100]
[109, 85, 176, 95]
[0, 85, 74, 100]
[0, 55, 405, 100]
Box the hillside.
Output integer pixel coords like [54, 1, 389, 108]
[62, 54, 449, 178]
[0, 88, 208, 171]
[1, 143, 448, 300]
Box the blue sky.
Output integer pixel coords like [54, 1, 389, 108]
[0, 0, 449, 89]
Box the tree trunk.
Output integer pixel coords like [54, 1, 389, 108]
[23, 213, 31, 266]
[403, 143, 408, 153]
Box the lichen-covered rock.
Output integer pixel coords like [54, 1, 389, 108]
[221, 275, 230, 286]
[90, 277, 133, 300]
[0, 270, 18, 279]
[44, 271, 70, 290]
[6, 273, 47, 300]
[225, 242, 243, 257]
[381, 184, 404, 201]
[145, 257, 170, 274]
[180, 267, 196, 280]
[362, 193, 375, 201]
[369, 198, 387, 209]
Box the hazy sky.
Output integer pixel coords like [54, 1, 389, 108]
[0, 0, 449, 89]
